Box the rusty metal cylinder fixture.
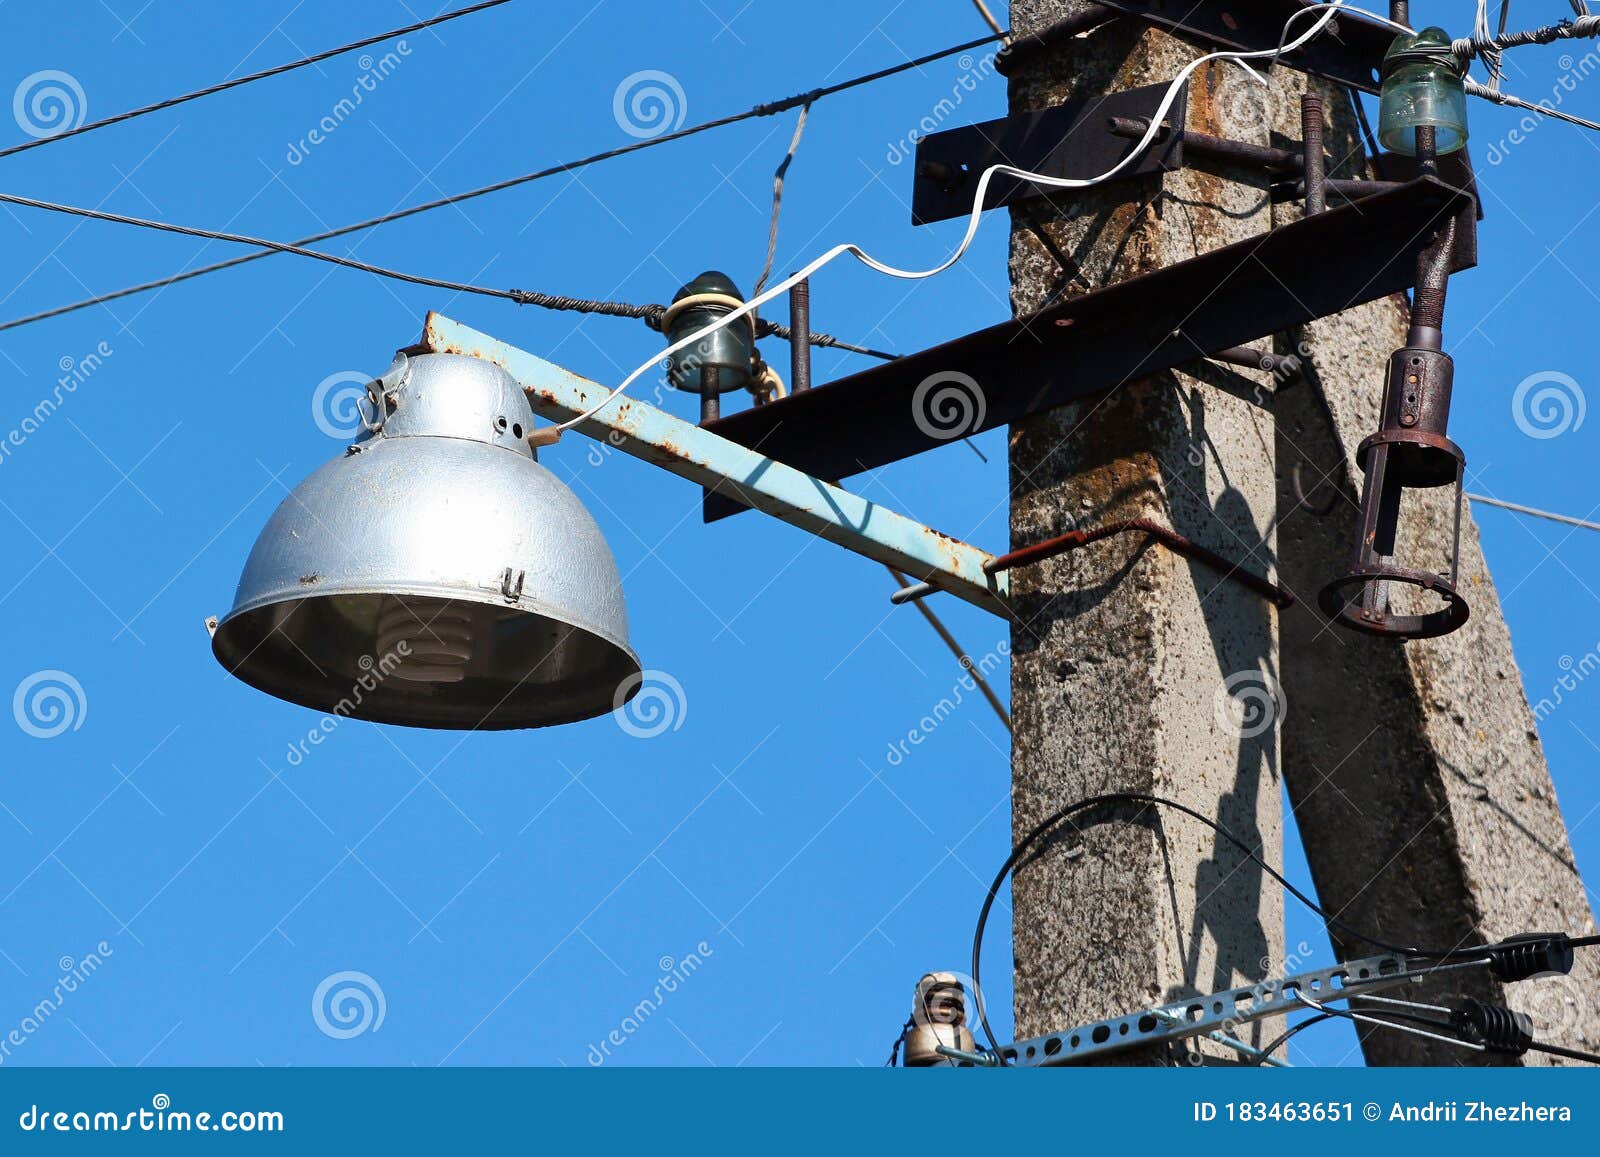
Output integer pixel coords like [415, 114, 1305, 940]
[1301, 93, 1327, 217]
[902, 972, 978, 1067]
[1319, 202, 1469, 639]
[789, 276, 812, 393]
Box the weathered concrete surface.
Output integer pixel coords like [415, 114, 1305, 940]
[1004, 0, 1598, 1063]
[1274, 81, 1600, 1066]
[1007, 1, 1288, 1061]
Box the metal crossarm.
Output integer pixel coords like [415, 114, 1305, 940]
[419, 312, 1011, 616]
[993, 954, 1430, 1066]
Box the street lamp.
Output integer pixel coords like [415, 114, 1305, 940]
[209, 350, 641, 730]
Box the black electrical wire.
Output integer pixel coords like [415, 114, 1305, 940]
[0, 30, 1003, 335]
[0, 191, 898, 359]
[966, 791, 1598, 1060]
[1529, 1039, 1600, 1064]
[756, 319, 898, 361]
[0, 192, 528, 302]
[0, 0, 515, 161]
[1345, 84, 1382, 164]
[969, 791, 1417, 1058]
[1250, 1008, 1474, 1065]
[1254, 1014, 1333, 1065]
[1322, 1002, 1482, 1041]
[885, 1016, 915, 1067]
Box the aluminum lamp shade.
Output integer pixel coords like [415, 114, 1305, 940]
[211, 352, 641, 729]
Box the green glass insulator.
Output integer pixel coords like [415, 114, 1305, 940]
[1379, 26, 1469, 156]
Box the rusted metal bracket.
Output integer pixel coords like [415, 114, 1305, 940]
[703, 175, 1477, 523]
[1091, 0, 1398, 94]
[891, 518, 1295, 610]
[1102, 114, 1484, 229]
[911, 83, 1186, 226]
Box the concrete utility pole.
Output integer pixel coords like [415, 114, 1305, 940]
[1006, 2, 1290, 1061]
[1006, 2, 1600, 1065]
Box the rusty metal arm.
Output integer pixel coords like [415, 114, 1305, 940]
[989, 520, 1295, 609]
[893, 519, 1294, 609]
[419, 312, 1012, 616]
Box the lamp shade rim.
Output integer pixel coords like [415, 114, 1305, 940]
[211, 586, 642, 731]
[214, 578, 638, 664]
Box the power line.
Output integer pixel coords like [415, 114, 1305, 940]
[1456, 10, 1600, 59]
[552, 2, 1356, 436]
[0, 0, 515, 161]
[967, 0, 1008, 40]
[1464, 77, 1600, 131]
[0, 30, 1003, 335]
[756, 320, 897, 361]
[0, 190, 897, 358]
[0, 191, 527, 302]
[1254, 1013, 1333, 1065]
[887, 566, 1011, 731]
[753, 103, 813, 299]
[1468, 493, 1600, 534]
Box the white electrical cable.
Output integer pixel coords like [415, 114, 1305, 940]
[556, 1, 1385, 435]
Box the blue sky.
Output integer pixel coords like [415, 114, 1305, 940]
[0, 0, 1596, 1069]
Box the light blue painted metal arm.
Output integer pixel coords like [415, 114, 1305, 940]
[421, 313, 1011, 616]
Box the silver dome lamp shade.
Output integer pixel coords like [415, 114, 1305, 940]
[210, 351, 641, 729]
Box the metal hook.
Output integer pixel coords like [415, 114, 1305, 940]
[1292, 461, 1340, 516]
[361, 350, 413, 434]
